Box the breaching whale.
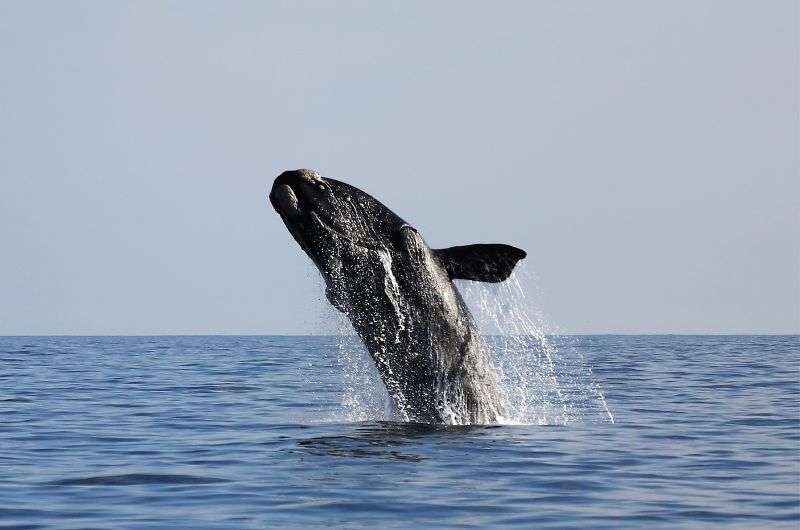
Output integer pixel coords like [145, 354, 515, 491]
[269, 169, 526, 424]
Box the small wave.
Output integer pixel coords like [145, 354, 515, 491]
[51, 473, 230, 486]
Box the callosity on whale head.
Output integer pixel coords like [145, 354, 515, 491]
[269, 168, 526, 424]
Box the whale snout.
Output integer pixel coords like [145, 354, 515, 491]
[272, 168, 322, 191]
[269, 168, 331, 217]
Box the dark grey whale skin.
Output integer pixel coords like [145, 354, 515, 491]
[269, 169, 526, 424]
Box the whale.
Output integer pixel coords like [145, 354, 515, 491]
[269, 169, 526, 424]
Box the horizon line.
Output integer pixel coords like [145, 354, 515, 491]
[1, 332, 798, 338]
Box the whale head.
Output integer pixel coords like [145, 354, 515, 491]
[270, 168, 404, 254]
[269, 168, 410, 309]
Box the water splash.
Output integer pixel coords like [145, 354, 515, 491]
[457, 263, 615, 425]
[329, 314, 395, 423]
[323, 263, 613, 425]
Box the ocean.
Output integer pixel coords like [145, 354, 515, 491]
[1, 335, 798, 529]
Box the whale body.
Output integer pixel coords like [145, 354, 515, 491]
[269, 169, 526, 424]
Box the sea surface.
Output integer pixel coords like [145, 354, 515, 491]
[1, 335, 798, 529]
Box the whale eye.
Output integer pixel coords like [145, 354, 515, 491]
[318, 183, 327, 190]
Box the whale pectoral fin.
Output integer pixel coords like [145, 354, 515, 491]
[434, 244, 527, 283]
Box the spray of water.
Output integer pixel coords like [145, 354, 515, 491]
[322, 263, 614, 425]
[330, 325, 394, 422]
[457, 264, 614, 425]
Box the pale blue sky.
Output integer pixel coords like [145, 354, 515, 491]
[1, 1, 797, 334]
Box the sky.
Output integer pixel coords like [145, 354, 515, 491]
[0, 1, 797, 335]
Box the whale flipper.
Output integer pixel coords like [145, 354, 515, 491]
[434, 244, 527, 283]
